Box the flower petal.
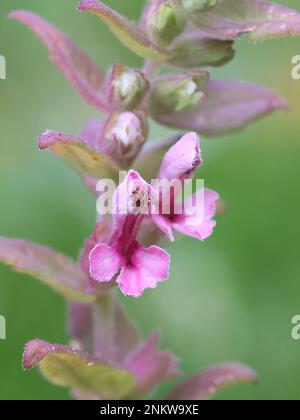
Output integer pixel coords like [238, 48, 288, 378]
[124, 332, 180, 397]
[80, 221, 116, 295]
[152, 214, 175, 242]
[202, 188, 220, 221]
[167, 363, 258, 400]
[173, 219, 216, 241]
[89, 244, 122, 282]
[0, 237, 92, 302]
[154, 80, 288, 137]
[158, 132, 202, 182]
[111, 170, 159, 231]
[117, 244, 170, 298]
[38, 130, 119, 180]
[23, 340, 136, 400]
[9, 11, 109, 112]
[77, 0, 169, 60]
[191, 0, 300, 41]
[172, 188, 219, 240]
[132, 245, 170, 279]
[133, 134, 182, 181]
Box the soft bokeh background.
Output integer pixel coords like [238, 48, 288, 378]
[0, 0, 300, 400]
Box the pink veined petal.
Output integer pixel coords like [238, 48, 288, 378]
[132, 245, 170, 278]
[133, 133, 182, 182]
[9, 11, 109, 112]
[117, 245, 170, 298]
[153, 79, 288, 137]
[203, 189, 220, 220]
[171, 189, 219, 241]
[158, 132, 202, 182]
[124, 331, 180, 397]
[117, 266, 154, 298]
[89, 244, 122, 282]
[80, 221, 115, 293]
[173, 219, 217, 241]
[180, 188, 220, 222]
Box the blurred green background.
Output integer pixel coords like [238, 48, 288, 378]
[0, 0, 300, 400]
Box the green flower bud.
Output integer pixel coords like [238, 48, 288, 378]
[149, 72, 209, 115]
[109, 63, 149, 111]
[147, 0, 187, 48]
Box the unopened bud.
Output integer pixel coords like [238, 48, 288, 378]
[147, 0, 187, 48]
[149, 72, 209, 115]
[168, 35, 235, 69]
[181, 0, 220, 13]
[104, 112, 149, 168]
[108, 63, 149, 111]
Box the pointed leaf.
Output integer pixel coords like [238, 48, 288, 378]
[191, 0, 300, 41]
[158, 132, 202, 182]
[0, 237, 93, 302]
[167, 363, 258, 400]
[9, 11, 109, 112]
[23, 340, 136, 400]
[38, 130, 120, 180]
[77, 0, 169, 60]
[152, 79, 288, 137]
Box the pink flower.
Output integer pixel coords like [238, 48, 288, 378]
[153, 132, 219, 242]
[89, 171, 170, 297]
